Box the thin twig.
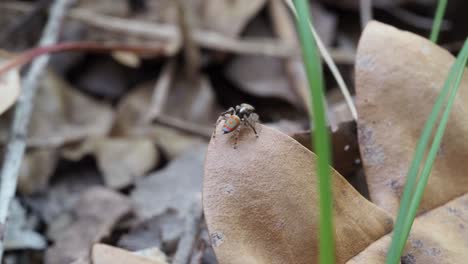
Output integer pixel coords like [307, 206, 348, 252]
[70, 8, 295, 58]
[0, 41, 171, 76]
[0, 0, 72, 260]
[175, 0, 201, 84]
[173, 201, 203, 264]
[359, 0, 373, 30]
[1, 1, 354, 62]
[146, 60, 176, 122]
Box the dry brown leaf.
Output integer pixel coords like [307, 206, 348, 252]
[225, 15, 302, 107]
[131, 145, 205, 221]
[347, 193, 468, 263]
[113, 80, 205, 158]
[76, 0, 265, 38]
[23, 165, 102, 228]
[45, 187, 132, 264]
[18, 149, 58, 194]
[28, 71, 114, 148]
[202, 0, 267, 37]
[341, 20, 468, 264]
[0, 60, 20, 116]
[94, 137, 158, 189]
[164, 74, 220, 126]
[356, 21, 468, 216]
[118, 211, 184, 252]
[62, 137, 159, 189]
[204, 124, 392, 263]
[92, 244, 168, 264]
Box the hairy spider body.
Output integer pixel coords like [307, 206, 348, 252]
[222, 115, 241, 133]
[213, 103, 259, 149]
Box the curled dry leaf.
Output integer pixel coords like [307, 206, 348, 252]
[92, 244, 168, 264]
[45, 187, 132, 264]
[204, 124, 392, 263]
[202, 0, 267, 37]
[225, 16, 302, 107]
[64, 137, 160, 189]
[131, 145, 205, 221]
[356, 21, 468, 216]
[118, 211, 184, 253]
[28, 71, 114, 147]
[347, 193, 468, 263]
[114, 80, 205, 158]
[346, 21, 468, 263]
[0, 58, 20, 116]
[94, 138, 158, 189]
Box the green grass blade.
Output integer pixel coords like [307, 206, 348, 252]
[430, 0, 448, 43]
[293, 0, 335, 263]
[396, 39, 468, 257]
[386, 38, 468, 264]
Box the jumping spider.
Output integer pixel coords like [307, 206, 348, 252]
[213, 103, 259, 149]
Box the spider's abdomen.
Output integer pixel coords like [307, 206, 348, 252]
[222, 115, 241, 133]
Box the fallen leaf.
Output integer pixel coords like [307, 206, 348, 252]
[356, 21, 468, 216]
[24, 161, 103, 227]
[134, 247, 169, 263]
[309, 1, 338, 47]
[338, 20, 468, 264]
[131, 145, 205, 221]
[0, 58, 20, 116]
[94, 137, 158, 189]
[92, 244, 168, 264]
[45, 187, 132, 264]
[225, 16, 303, 107]
[114, 80, 205, 159]
[4, 199, 46, 251]
[118, 211, 184, 253]
[18, 149, 58, 194]
[28, 71, 114, 148]
[347, 193, 468, 264]
[163, 74, 220, 127]
[202, 0, 267, 37]
[226, 54, 302, 106]
[204, 124, 392, 263]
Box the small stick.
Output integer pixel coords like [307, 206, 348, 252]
[0, 41, 170, 76]
[0, 0, 73, 260]
[173, 201, 203, 264]
[175, 0, 201, 84]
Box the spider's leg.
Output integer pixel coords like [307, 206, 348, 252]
[221, 107, 235, 116]
[244, 118, 258, 138]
